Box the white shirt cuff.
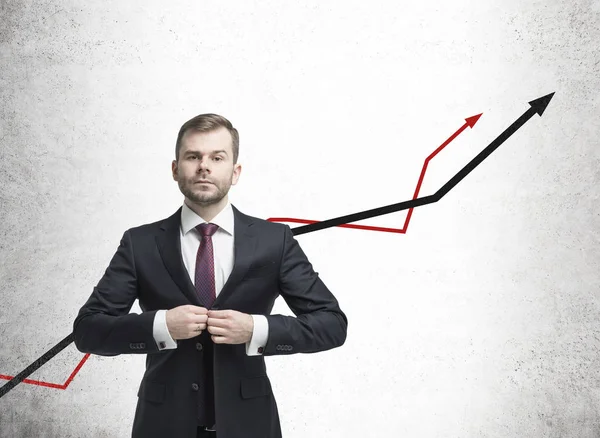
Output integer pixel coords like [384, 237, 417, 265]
[153, 309, 178, 350]
[246, 315, 268, 356]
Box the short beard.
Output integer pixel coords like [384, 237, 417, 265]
[178, 179, 228, 206]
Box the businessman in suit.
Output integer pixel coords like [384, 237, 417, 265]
[72, 113, 348, 438]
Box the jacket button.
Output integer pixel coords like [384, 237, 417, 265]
[191, 383, 199, 391]
[196, 342, 203, 351]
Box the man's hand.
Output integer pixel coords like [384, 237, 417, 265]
[206, 309, 254, 344]
[165, 305, 208, 340]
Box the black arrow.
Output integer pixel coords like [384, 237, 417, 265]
[0, 92, 554, 399]
[292, 92, 555, 235]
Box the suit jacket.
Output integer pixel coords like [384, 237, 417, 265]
[72, 204, 348, 438]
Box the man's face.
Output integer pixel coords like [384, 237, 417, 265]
[172, 127, 241, 206]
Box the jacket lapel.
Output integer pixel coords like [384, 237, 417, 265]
[155, 203, 258, 309]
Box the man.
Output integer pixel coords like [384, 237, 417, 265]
[72, 113, 348, 438]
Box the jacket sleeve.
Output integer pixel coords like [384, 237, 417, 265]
[262, 224, 348, 355]
[72, 229, 160, 356]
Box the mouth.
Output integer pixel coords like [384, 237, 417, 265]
[194, 180, 213, 185]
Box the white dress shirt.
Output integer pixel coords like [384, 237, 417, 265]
[152, 200, 269, 355]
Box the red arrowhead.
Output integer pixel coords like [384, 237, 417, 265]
[465, 113, 483, 128]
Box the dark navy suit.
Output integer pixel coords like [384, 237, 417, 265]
[73, 204, 348, 438]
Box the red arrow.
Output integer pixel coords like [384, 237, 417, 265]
[268, 113, 483, 233]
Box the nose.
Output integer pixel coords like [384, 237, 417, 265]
[197, 157, 211, 172]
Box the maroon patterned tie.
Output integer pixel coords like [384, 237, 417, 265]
[195, 223, 219, 308]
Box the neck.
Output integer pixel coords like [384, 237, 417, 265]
[184, 196, 228, 223]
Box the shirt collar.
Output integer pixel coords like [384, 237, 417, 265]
[180, 200, 234, 236]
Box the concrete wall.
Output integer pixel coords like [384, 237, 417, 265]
[1, 0, 599, 436]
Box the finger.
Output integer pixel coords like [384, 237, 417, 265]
[191, 306, 208, 315]
[206, 317, 229, 328]
[207, 310, 229, 318]
[189, 315, 208, 325]
[186, 328, 202, 337]
[211, 335, 228, 344]
[207, 325, 227, 335]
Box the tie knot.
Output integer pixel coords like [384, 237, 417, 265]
[196, 222, 219, 237]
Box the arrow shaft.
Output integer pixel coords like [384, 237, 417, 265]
[428, 122, 468, 161]
[0, 333, 73, 398]
[293, 195, 437, 236]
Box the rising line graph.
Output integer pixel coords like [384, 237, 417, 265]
[0, 92, 554, 399]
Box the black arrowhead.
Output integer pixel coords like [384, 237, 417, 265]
[528, 92, 555, 116]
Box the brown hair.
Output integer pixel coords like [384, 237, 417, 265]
[175, 113, 239, 163]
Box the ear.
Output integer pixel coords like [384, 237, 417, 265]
[231, 163, 242, 185]
[171, 160, 178, 180]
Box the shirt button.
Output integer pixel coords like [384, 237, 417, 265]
[196, 342, 203, 351]
[191, 383, 199, 391]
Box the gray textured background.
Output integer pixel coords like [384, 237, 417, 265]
[1, 1, 599, 437]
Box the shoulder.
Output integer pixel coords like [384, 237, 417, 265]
[233, 205, 289, 234]
[124, 208, 181, 238]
